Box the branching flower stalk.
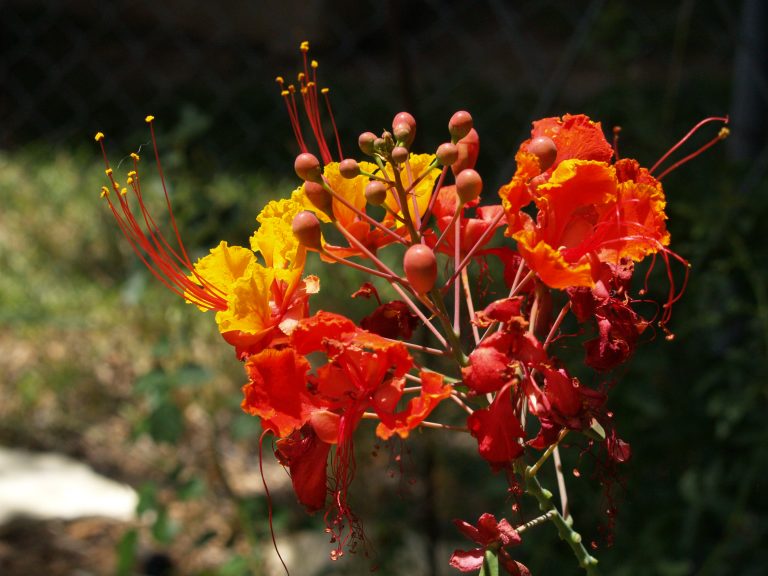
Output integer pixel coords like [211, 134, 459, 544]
[96, 42, 728, 575]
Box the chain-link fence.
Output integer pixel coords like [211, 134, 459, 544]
[3, 0, 757, 186]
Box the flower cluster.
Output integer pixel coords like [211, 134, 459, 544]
[97, 42, 727, 574]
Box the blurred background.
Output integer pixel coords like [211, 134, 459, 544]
[1, 0, 766, 574]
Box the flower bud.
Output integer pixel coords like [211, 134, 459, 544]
[339, 158, 360, 178]
[455, 169, 482, 204]
[304, 181, 333, 214]
[448, 110, 473, 142]
[294, 152, 322, 182]
[528, 136, 557, 172]
[451, 128, 480, 175]
[365, 180, 388, 206]
[403, 244, 437, 294]
[391, 146, 409, 165]
[358, 132, 377, 156]
[292, 210, 322, 249]
[392, 111, 416, 147]
[436, 142, 458, 166]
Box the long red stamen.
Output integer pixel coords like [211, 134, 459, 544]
[322, 88, 343, 160]
[259, 431, 289, 576]
[650, 116, 729, 176]
[96, 129, 227, 311]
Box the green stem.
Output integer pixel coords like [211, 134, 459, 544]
[514, 462, 601, 575]
[479, 548, 500, 576]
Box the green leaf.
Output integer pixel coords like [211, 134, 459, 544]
[148, 399, 184, 444]
[115, 528, 138, 576]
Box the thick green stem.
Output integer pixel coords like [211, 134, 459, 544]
[514, 462, 600, 575]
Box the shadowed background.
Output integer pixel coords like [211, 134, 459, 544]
[1, 0, 766, 575]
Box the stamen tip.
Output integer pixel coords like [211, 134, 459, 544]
[300, 41, 310, 52]
[94, 131, 105, 142]
[144, 115, 155, 123]
[718, 127, 730, 140]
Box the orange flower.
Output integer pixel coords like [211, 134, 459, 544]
[502, 115, 670, 289]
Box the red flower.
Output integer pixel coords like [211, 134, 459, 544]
[450, 513, 529, 575]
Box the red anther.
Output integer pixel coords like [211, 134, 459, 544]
[403, 244, 438, 294]
[391, 146, 409, 164]
[455, 168, 483, 204]
[292, 210, 323, 249]
[528, 136, 558, 172]
[358, 132, 377, 156]
[295, 152, 322, 182]
[392, 111, 416, 147]
[339, 158, 360, 179]
[451, 128, 480, 175]
[436, 142, 458, 166]
[448, 110, 473, 142]
[364, 180, 388, 206]
[304, 180, 333, 213]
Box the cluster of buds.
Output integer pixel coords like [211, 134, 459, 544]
[97, 42, 727, 575]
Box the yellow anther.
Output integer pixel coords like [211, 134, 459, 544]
[94, 132, 105, 142]
[300, 41, 310, 52]
[281, 90, 290, 97]
[100, 186, 109, 198]
[105, 168, 113, 176]
[145, 115, 155, 123]
[311, 60, 318, 69]
[321, 87, 329, 94]
[301, 87, 308, 95]
[127, 177, 134, 185]
[120, 188, 128, 196]
[275, 76, 284, 84]
[288, 85, 296, 93]
[127, 170, 137, 177]
[718, 127, 730, 139]
[113, 182, 120, 191]
[307, 81, 315, 88]
[130, 152, 140, 161]
[297, 72, 305, 82]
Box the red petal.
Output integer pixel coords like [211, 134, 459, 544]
[449, 549, 485, 572]
[275, 427, 331, 513]
[468, 385, 525, 468]
[241, 348, 313, 437]
[375, 371, 452, 440]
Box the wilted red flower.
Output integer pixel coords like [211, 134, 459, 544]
[450, 513, 530, 575]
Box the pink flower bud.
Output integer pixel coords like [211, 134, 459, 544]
[294, 152, 322, 182]
[358, 132, 377, 156]
[392, 111, 416, 147]
[455, 169, 482, 204]
[339, 158, 360, 178]
[528, 136, 557, 172]
[365, 180, 388, 206]
[391, 146, 409, 164]
[292, 210, 322, 249]
[403, 244, 437, 294]
[449, 110, 473, 142]
[451, 129, 480, 175]
[304, 181, 333, 213]
[436, 142, 459, 166]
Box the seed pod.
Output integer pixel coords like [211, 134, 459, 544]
[365, 180, 388, 206]
[455, 169, 482, 204]
[448, 110, 473, 142]
[436, 142, 458, 166]
[292, 210, 322, 249]
[294, 152, 322, 182]
[339, 158, 360, 179]
[528, 136, 558, 172]
[403, 244, 437, 294]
